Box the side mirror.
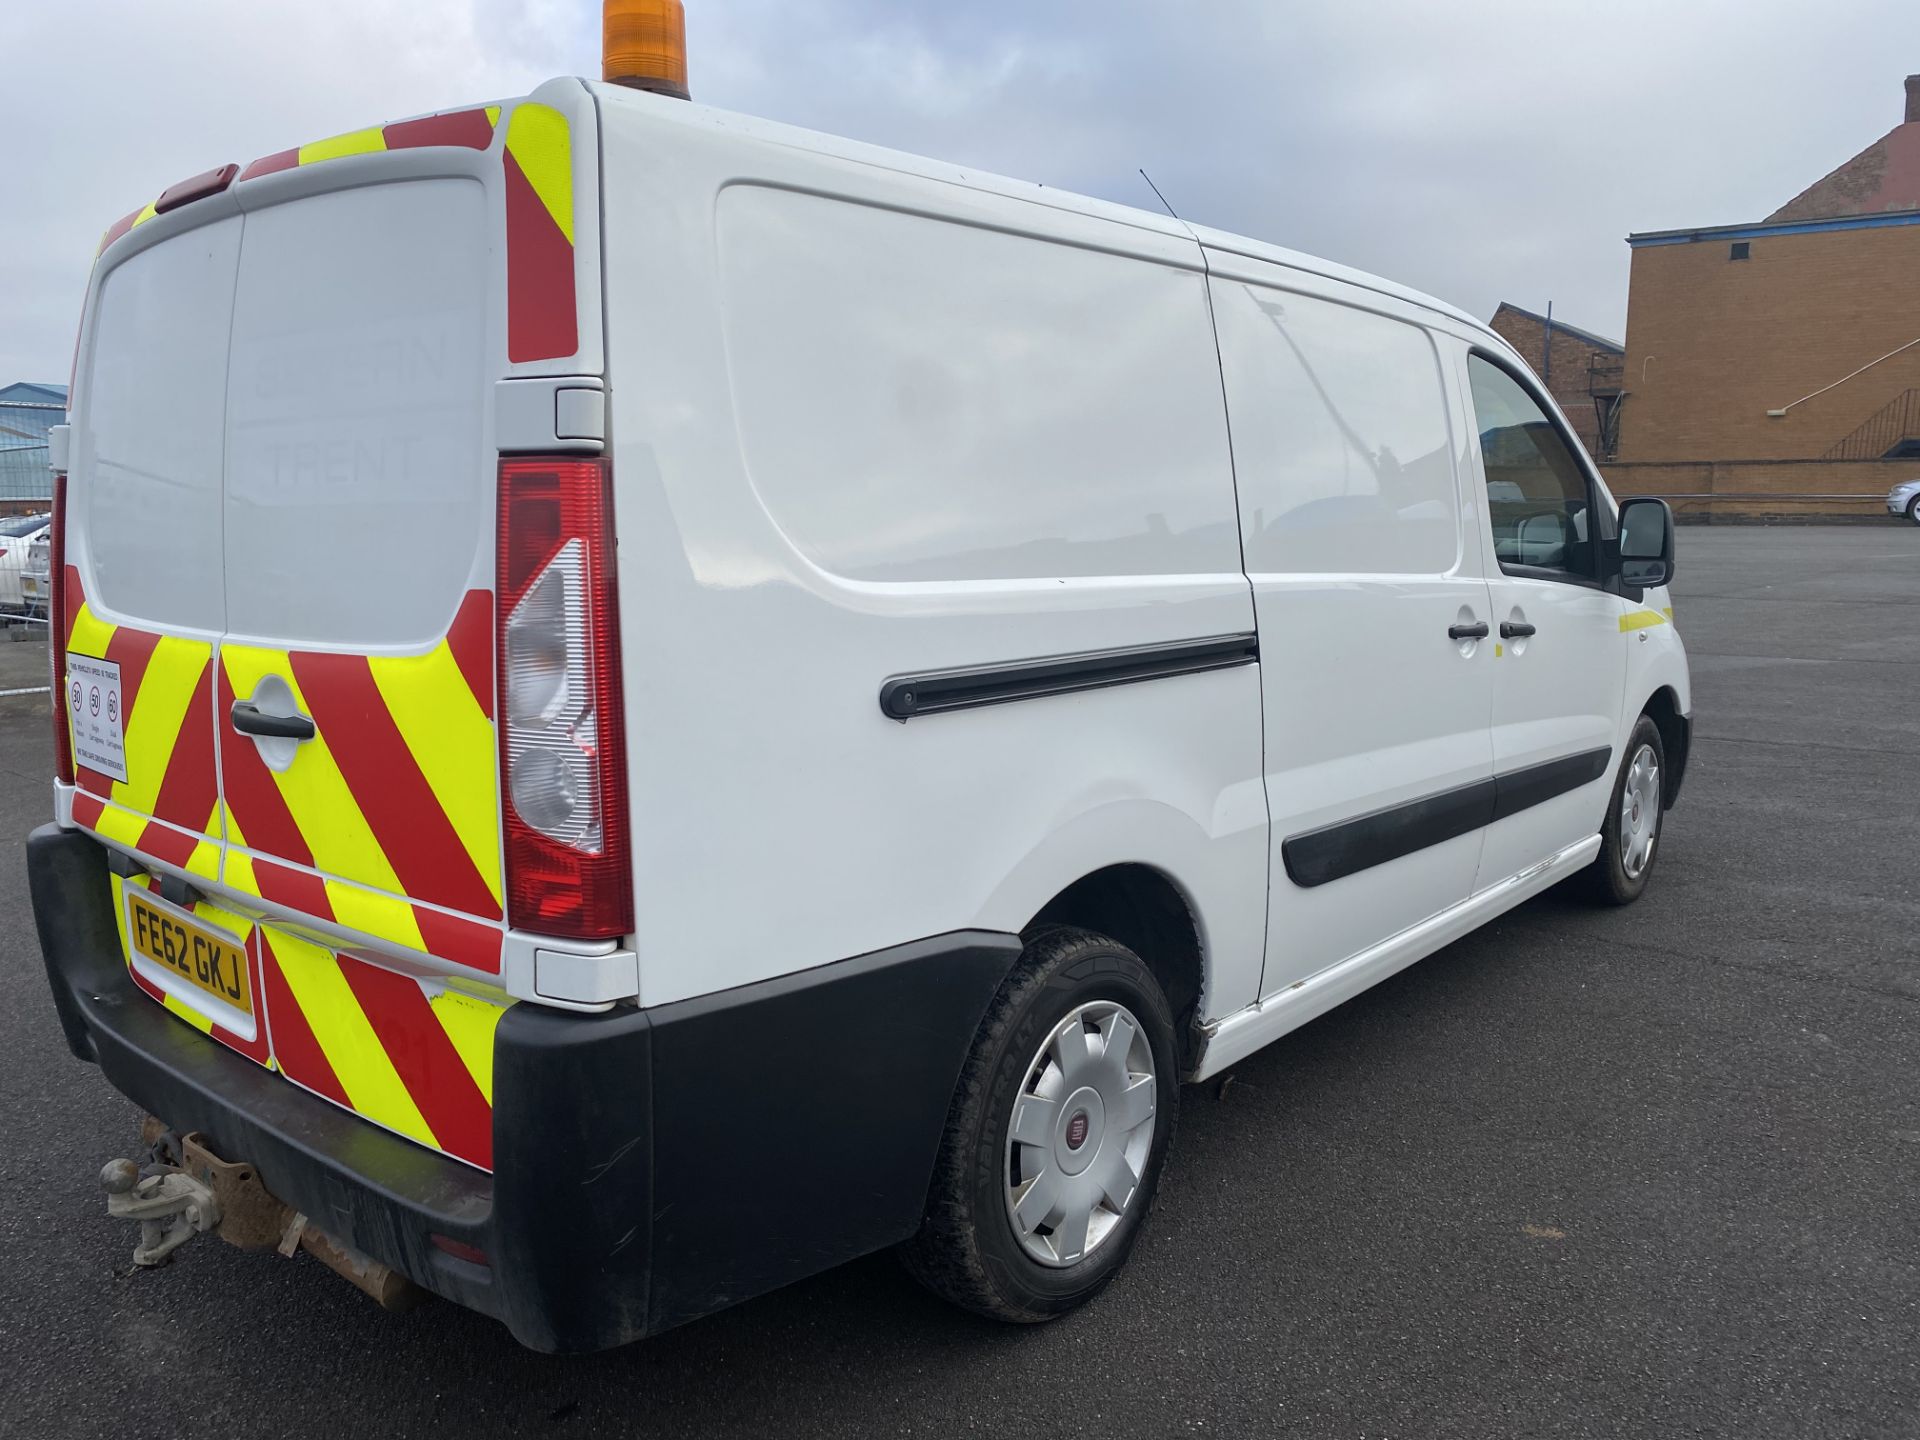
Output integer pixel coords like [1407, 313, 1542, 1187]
[1616, 496, 1675, 591]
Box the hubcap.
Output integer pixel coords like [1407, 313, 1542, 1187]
[1004, 1000, 1157, 1268]
[1620, 742, 1661, 879]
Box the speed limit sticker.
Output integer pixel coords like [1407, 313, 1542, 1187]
[67, 655, 128, 783]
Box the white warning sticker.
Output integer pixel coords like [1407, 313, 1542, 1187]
[67, 655, 128, 784]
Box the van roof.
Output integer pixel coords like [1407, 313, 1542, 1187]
[588, 81, 1490, 340]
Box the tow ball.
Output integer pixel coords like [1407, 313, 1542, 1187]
[100, 1157, 221, 1267]
[96, 1121, 424, 1310]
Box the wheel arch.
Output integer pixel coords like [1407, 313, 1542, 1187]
[1639, 684, 1690, 807]
[1025, 863, 1208, 1075]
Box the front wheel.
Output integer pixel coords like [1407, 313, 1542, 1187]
[1582, 715, 1666, 905]
[1907, 495, 1920, 526]
[900, 925, 1179, 1323]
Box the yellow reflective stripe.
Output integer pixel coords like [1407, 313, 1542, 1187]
[67, 601, 115, 660]
[187, 816, 220, 882]
[485, 105, 502, 131]
[115, 635, 209, 817]
[325, 880, 425, 953]
[506, 102, 573, 244]
[1619, 609, 1670, 633]
[132, 201, 159, 228]
[162, 993, 215, 1034]
[221, 646, 406, 903]
[428, 988, 506, 1103]
[299, 126, 387, 166]
[92, 800, 146, 849]
[265, 929, 438, 1149]
[369, 641, 503, 911]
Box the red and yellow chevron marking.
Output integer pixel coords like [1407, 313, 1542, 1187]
[110, 869, 510, 1171]
[110, 871, 272, 1069]
[64, 567, 220, 881]
[259, 926, 506, 1170]
[221, 589, 504, 969]
[504, 102, 578, 363]
[233, 104, 503, 182]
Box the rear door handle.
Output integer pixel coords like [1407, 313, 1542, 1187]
[1500, 621, 1537, 639]
[1448, 622, 1489, 641]
[230, 701, 315, 742]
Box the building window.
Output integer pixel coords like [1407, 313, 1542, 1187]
[1729, 241, 1751, 261]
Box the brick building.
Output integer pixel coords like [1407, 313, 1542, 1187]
[1488, 303, 1625, 459]
[1609, 76, 1920, 517]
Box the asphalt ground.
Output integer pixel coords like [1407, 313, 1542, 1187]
[2, 526, 1915, 1438]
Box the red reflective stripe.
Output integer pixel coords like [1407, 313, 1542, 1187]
[290, 651, 501, 919]
[132, 820, 197, 868]
[63, 566, 86, 644]
[98, 209, 141, 254]
[72, 791, 105, 828]
[259, 932, 351, 1107]
[446, 589, 494, 721]
[255, 858, 334, 924]
[217, 664, 315, 869]
[384, 109, 495, 151]
[504, 151, 577, 363]
[146, 658, 216, 834]
[237, 148, 299, 182]
[413, 906, 503, 975]
[340, 958, 493, 1169]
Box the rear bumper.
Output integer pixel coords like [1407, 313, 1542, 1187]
[30, 823, 1019, 1351]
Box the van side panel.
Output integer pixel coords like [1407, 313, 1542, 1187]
[596, 88, 1268, 1015]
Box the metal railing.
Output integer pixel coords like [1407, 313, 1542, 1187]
[1824, 389, 1920, 461]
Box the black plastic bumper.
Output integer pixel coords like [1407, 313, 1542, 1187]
[29, 823, 1020, 1351]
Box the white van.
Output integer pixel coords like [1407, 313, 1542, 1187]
[31, 68, 1691, 1352]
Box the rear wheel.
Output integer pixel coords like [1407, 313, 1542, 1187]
[900, 925, 1178, 1323]
[1582, 714, 1666, 905]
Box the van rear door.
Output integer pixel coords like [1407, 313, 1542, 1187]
[64, 83, 606, 1167]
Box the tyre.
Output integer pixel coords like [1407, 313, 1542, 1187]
[1908, 495, 1920, 526]
[900, 925, 1179, 1323]
[1582, 714, 1666, 906]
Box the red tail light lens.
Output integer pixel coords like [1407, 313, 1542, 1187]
[50, 472, 72, 786]
[496, 457, 632, 940]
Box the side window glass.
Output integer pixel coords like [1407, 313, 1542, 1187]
[1467, 355, 1596, 582]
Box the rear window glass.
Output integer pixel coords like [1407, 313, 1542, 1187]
[78, 216, 243, 635]
[223, 179, 489, 647]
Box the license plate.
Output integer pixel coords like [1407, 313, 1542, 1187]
[126, 890, 254, 1019]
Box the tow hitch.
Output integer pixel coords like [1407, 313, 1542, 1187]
[99, 1120, 424, 1311]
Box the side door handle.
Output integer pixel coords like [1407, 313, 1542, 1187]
[1500, 621, 1537, 639]
[1448, 621, 1490, 641]
[230, 700, 315, 742]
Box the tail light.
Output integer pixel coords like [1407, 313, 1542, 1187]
[50, 472, 72, 786]
[496, 457, 632, 940]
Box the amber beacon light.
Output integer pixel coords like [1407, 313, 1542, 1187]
[604, 0, 690, 100]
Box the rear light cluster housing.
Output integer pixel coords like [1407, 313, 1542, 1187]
[50, 472, 72, 786]
[497, 457, 633, 942]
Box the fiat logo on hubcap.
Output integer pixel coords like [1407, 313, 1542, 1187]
[1065, 1111, 1090, 1149]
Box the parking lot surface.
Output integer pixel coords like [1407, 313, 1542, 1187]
[3, 526, 1916, 1438]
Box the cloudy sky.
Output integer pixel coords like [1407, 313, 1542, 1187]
[5, 0, 1918, 383]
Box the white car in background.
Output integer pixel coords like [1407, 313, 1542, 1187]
[0, 514, 49, 616]
[1889, 478, 1920, 525]
[18, 525, 52, 616]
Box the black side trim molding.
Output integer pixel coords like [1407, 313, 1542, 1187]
[1282, 746, 1614, 888]
[880, 633, 1259, 721]
[1490, 746, 1613, 822]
